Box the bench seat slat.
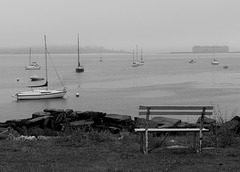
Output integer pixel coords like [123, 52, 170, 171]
[139, 105, 213, 111]
[135, 128, 209, 132]
[139, 111, 213, 116]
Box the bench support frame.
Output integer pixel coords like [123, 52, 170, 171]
[135, 105, 213, 155]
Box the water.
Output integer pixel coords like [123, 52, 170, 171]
[1, 52, 240, 122]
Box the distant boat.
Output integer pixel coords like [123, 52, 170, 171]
[211, 59, 219, 65]
[13, 35, 67, 100]
[189, 59, 196, 63]
[76, 34, 84, 73]
[25, 47, 40, 70]
[135, 45, 140, 66]
[211, 46, 219, 65]
[30, 75, 44, 81]
[132, 50, 138, 67]
[99, 46, 103, 62]
[139, 48, 144, 65]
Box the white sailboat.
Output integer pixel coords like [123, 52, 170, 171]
[132, 50, 138, 67]
[13, 35, 67, 100]
[25, 47, 40, 70]
[76, 34, 84, 73]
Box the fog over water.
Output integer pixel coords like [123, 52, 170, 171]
[1, 0, 240, 52]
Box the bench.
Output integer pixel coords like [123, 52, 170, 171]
[134, 105, 213, 154]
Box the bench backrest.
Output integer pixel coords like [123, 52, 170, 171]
[139, 105, 213, 116]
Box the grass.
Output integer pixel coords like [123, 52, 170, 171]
[0, 105, 240, 172]
[0, 126, 239, 172]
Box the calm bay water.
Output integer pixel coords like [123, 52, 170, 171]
[1, 52, 240, 122]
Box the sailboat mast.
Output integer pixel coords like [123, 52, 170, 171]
[78, 34, 80, 67]
[44, 35, 48, 90]
[132, 50, 135, 63]
[29, 47, 31, 65]
[136, 45, 138, 62]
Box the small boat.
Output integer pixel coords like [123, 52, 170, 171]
[13, 35, 67, 100]
[76, 34, 84, 73]
[30, 75, 44, 81]
[25, 47, 40, 70]
[189, 59, 196, 63]
[211, 59, 219, 65]
[223, 65, 228, 69]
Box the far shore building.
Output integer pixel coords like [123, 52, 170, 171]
[192, 46, 229, 53]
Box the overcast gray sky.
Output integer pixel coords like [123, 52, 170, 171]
[1, 0, 240, 52]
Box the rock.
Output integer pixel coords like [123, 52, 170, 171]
[66, 111, 78, 121]
[43, 117, 55, 130]
[103, 114, 132, 124]
[231, 116, 240, 122]
[197, 116, 216, 124]
[134, 117, 159, 128]
[107, 126, 120, 134]
[103, 114, 134, 131]
[0, 127, 21, 139]
[25, 115, 52, 126]
[65, 109, 74, 116]
[176, 122, 192, 128]
[69, 119, 94, 127]
[32, 111, 51, 118]
[222, 120, 240, 134]
[151, 116, 181, 128]
[75, 111, 106, 120]
[55, 113, 67, 124]
[43, 109, 65, 117]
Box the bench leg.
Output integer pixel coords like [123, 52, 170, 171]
[192, 132, 196, 150]
[140, 132, 144, 153]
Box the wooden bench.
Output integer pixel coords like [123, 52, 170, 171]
[134, 105, 213, 154]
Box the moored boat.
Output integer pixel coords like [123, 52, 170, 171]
[76, 34, 84, 73]
[14, 35, 67, 100]
[25, 47, 40, 70]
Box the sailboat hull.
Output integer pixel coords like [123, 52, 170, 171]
[25, 66, 40, 70]
[14, 89, 67, 100]
[76, 66, 84, 73]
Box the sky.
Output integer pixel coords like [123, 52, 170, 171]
[1, 0, 240, 52]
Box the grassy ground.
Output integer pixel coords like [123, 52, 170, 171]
[0, 129, 240, 172]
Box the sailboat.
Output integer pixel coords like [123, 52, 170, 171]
[99, 46, 103, 62]
[211, 46, 219, 65]
[75, 34, 84, 73]
[25, 47, 40, 70]
[139, 47, 144, 65]
[135, 45, 140, 66]
[132, 50, 138, 67]
[212, 59, 219, 65]
[13, 35, 67, 100]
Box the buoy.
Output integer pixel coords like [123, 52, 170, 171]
[17, 78, 19, 81]
[76, 93, 79, 97]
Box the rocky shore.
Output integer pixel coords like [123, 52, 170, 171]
[0, 108, 240, 138]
